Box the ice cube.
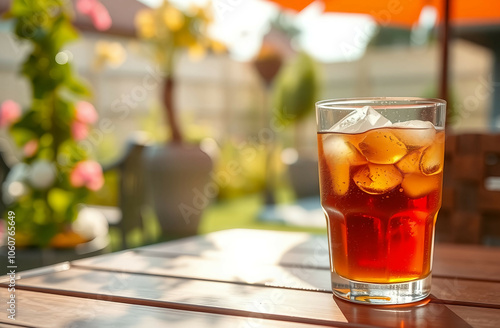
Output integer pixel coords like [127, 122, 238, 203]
[330, 162, 351, 196]
[329, 106, 392, 134]
[322, 135, 367, 196]
[401, 173, 440, 198]
[392, 120, 436, 148]
[396, 150, 422, 174]
[420, 141, 444, 176]
[358, 130, 407, 164]
[323, 135, 367, 166]
[353, 164, 403, 195]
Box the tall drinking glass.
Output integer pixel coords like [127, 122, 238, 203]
[316, 97, 446, 305]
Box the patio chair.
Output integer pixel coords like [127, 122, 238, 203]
[0, 148, 10, 215]
[0, 137, 22, 216]
[95, 132, 151, 249]
[437, 133, 500, 245]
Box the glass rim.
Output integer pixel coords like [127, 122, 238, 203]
[316, 97, 446, 110]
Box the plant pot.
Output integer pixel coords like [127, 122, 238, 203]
[143, 142, 213, 240]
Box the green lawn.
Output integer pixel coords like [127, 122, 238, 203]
[199, 193, 327, 235]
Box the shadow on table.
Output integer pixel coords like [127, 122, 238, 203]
[279, 237, 473, 328]
[333, 297, 472, 328]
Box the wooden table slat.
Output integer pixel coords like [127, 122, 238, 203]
[72, 251, 330, 291]
[137, 230, 500, 282]
[448, 305, 500, 328]
[6, 267, 348, 325]
[0, 290, 338, 328]
[5, 267, 478, 328]
[71, 251, 500, 307]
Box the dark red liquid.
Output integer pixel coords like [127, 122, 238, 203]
[318, 129, 444, 283]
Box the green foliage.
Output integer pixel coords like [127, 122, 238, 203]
[214, 141, 268, 199]
[272, 52, 319, 126]
[3, 0, 96, 247]
[135, 0, 223, 74]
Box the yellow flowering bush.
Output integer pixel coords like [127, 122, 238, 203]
[135, 1, 224, 73]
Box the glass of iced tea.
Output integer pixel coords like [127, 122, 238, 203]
[316, 97, 446, 305]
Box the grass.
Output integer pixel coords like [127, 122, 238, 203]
[199, 193, 327, 235]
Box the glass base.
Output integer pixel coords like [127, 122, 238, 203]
[331, 271, 432, 305]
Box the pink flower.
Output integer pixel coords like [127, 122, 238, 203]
[76, 0, 111, 31]
[70, 160, 104, 191]
[76, 0, 95, 15]
[23, 139, 39, 157]
[0, 100, 22, 127]
[71, 101, 97, 141]
[71, 121, 89, 141]
[75, 101, 98, 124]
[91, 2, 112, 31]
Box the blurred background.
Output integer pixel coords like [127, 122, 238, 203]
[0, 0, 499, 271]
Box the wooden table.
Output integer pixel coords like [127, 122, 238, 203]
[1, 229, 500, 327]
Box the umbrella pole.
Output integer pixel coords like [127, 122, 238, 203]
[439, 0, 451, 106]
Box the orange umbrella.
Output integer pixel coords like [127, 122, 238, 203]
[269, 0, 500, 26]
[268, 0, 500, 111]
